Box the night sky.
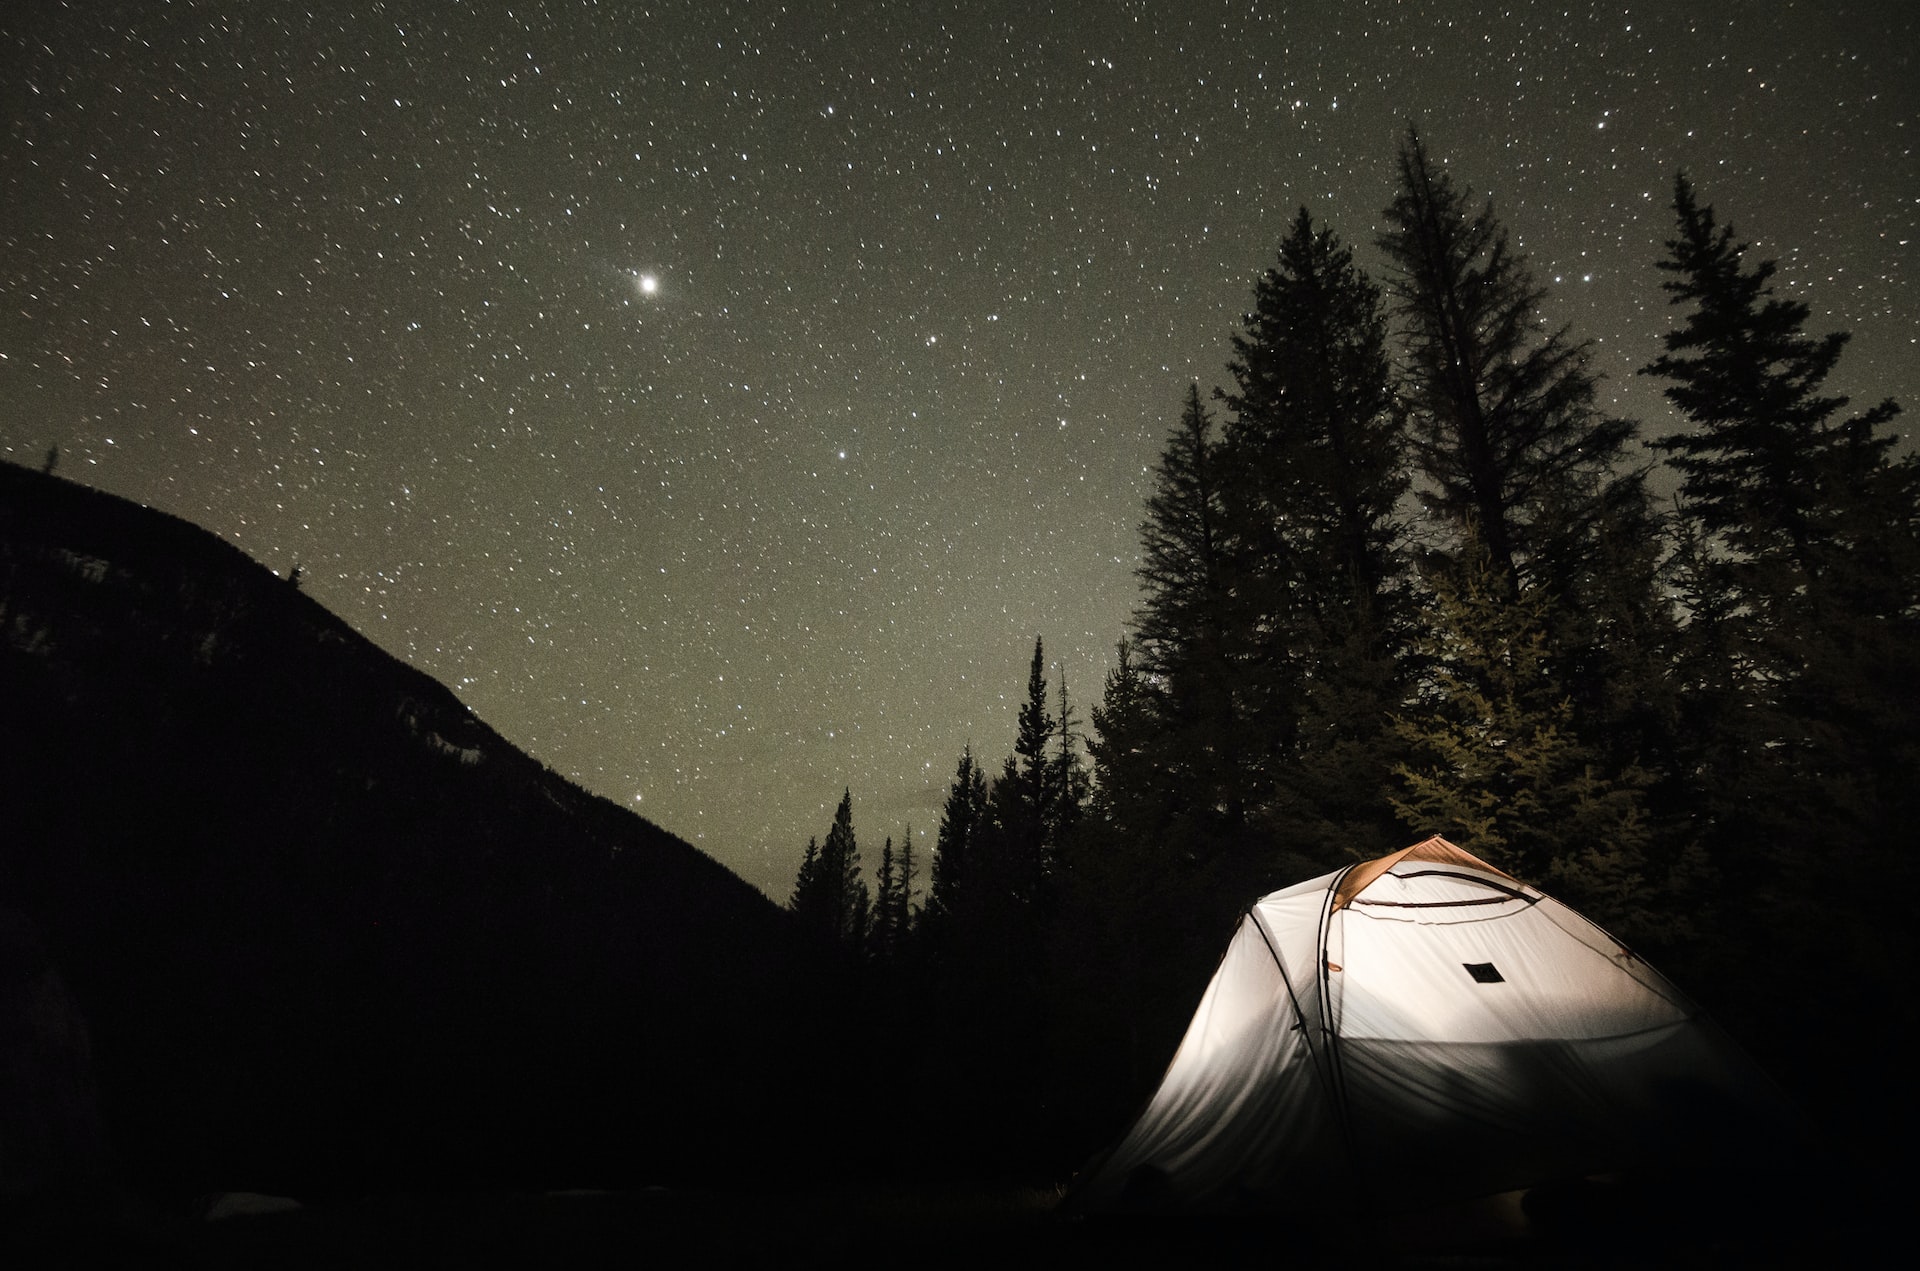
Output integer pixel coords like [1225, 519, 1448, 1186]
[5, 1, 1915, 898]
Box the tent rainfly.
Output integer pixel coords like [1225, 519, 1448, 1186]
[1068, 836, 1791, 1215]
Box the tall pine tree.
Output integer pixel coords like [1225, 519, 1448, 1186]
[1131, 385, 1255, 831]
[1220, 206, 1407, 641]
[1642, 176, 1920, 1107]
[1217, 206, 1413, 865]
[1646, 175, 1903, 567]
[1379, 130, 1677, 920]
[1643, 175, 1920, 953]
[1378, 127, 1636, 595]
[1644, 175, 1920, 841]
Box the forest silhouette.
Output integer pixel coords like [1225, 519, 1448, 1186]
[779, 136, 1920, 1182]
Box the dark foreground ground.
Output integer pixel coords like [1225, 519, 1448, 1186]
[4, 1167, 1897, 1271]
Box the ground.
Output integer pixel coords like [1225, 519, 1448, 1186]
[6, 1171, 1892, 1270]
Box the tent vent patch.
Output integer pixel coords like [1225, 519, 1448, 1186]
[1464, 962, 1505, 984]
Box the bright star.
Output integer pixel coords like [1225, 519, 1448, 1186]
[636, 272, 659, 296]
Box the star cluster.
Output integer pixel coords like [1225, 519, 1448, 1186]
[4, 1, 1914, 896]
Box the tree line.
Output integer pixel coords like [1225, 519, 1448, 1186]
[785, 129, 1920, 1173]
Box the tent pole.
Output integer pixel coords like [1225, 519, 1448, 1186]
[1318, 865, 1361, 1192]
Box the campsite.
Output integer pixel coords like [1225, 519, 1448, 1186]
[157, 846, 1865, 1267]
[8, 148, 1920, 1255]
[6, 3, 1919, 1260]
[3, 458, 1902, 1265]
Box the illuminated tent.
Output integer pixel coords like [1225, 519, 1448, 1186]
[1068, 836, 1788, 1214]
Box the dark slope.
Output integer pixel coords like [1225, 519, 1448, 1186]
[0, 460, 846, 1202]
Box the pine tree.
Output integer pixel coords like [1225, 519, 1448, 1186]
[864, 824, 918, 963]
[1135, 386, 1232, 666]
[1217, 206, 1413, 863]
[789, 790, 870, 950]
[871, 836, 899, 961]
[978, 638, 1055, 917]
[1377, 130, 1678, 926]
[1378, 127, 1636, 594]
[1015, 636, 1054, 806]
[1083, 640, 1163, 844]
[1049, 673, 1093, 853]
[1131, 386, 1254, 827]
[1220, 206, 1407, 637]
[1646, 178, 1920, 784]
[788, 836, 823, 925]
[1643, 176, 1920, 710]
[1642, 175, 1920, 959]
[1391, 540, 1653, 936]
[892, 824, 917, 946]
[923, 746, 988, 942]
[826, 790, 870, 952]
[1645, 175, 1902, 566]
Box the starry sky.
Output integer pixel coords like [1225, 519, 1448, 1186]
[4, 1, 1915, 898]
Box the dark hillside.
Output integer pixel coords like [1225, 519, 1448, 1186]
[0, 460, 847, 1204]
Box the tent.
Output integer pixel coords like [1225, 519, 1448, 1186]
[1068, 836, 1790, 1214]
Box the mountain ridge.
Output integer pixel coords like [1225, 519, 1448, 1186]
[0, 459, 846, 1202]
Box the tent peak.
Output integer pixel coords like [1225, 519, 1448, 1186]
[1331, 835, 1518, 912]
